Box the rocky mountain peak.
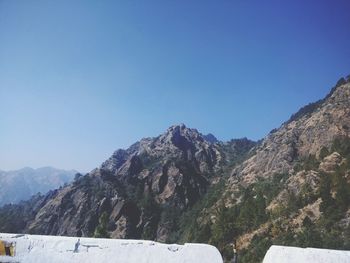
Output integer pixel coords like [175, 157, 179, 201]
[101, 124, 220, 177]
[159, 123, 203, 146]
[1, 122, 257, 242]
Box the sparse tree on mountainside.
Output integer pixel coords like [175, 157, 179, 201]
[94, 212, 110, 238]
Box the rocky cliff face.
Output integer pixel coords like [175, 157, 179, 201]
[100, 124, 226, 208]
[0, 124, 254, 242]
[102, 124, 224, 201]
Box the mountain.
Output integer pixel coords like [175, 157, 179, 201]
[180, 77, 350, 262]
[0, 76, 349, 263]
[0, 167, 77, 206]
[0, 124, 255, 241]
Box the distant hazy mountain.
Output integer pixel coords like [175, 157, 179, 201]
[0, 167, 77, 206]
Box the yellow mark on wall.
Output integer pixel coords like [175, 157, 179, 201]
[0, 240, 15, 256]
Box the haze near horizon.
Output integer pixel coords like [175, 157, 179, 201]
[1, 0, 350, 172]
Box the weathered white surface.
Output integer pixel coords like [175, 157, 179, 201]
[263, 245, 350, 263]
[0, 233, 223, 263]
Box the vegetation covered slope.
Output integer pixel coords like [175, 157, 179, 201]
[179, 137, 350, 262]
[173, 78, 350, 262]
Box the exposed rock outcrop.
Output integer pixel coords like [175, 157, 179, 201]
[0, 124, 255, 241]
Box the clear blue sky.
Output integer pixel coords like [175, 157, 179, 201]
[1, 0, 350, 172]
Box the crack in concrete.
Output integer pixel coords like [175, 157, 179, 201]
[73, 239, 80, 253]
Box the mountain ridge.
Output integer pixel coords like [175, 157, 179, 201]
[184, 78, 350, 262]
[0, 123, 255, 242]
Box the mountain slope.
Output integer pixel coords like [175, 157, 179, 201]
[0, 124, 255, 243]
[181, 78, 350, 262]
[229, 79, 350, 186]
[0, 167, 77, 206]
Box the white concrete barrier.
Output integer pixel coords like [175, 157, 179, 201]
[263, 245, 350, 263]
[0, 233, 223, 263]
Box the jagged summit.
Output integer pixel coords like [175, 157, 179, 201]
[157, 123, 217, 148]
[164, 124, 219, 144]
[3, 124, 254, 241]
[167, 123, 188, 131]
[101, 124, 222, 175]
[154, 123, 204, 148]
